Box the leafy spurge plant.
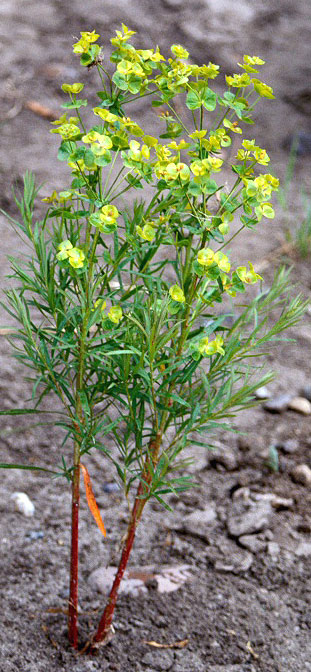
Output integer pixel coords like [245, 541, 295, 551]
[0, 25, 306, 652]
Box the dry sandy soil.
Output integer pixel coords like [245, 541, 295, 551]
[1, 2, 311, 671]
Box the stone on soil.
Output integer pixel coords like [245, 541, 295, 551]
[291, 464, 311, 486]
[255, 386, 271, 400]
[239, 535, 266, 553]
[288, 396, 311, 415]
[300, 384, 311, 401]
[142, 649, 174, 670]
[215, 548, 253, 573]
[263, 394, 292, 413]
[174, 505, 217, 540]
[227, 496, 273, 537]
[173, 652, 206, 672]
[10, 492, 35, 517]
[206, 536, 253, 573]
[295, 542, 311, 557]
[209, 445, 238, 471]
[89, 564, 191, 597]
[276, 438, 299, 454]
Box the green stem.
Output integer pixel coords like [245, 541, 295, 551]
[68, 216, 96, 648]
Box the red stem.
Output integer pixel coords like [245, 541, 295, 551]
[90, 483, 144, 648]
[89, 434, 162, 651]
[68, 465, 80, 648]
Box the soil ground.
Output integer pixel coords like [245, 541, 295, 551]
[1, 2, 311, 671]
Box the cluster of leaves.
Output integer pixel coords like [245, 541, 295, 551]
[2, 26, 306, 505]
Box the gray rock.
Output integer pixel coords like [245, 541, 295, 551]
[206, 537, 253, 573]
[288, 397, 311, 415]
[295, 542, 311, 557]
[252, 492, 294, 510]
[301, 384, 311, 401]
[102, 481, 120, 493]
[255, 386, 271, 400]
[227, 498, 273, 537]
[239, 534, 266, 553]
[291, 464, 311, 486]
[173, 652, 206, 672]
[215, 548, 253, 573]
[25, 530, 44, 541]
[175, 505, 217, 540]
[142, 649, 174, 670]
[267, 541, 280, 558]
[89, 564, 191, 597]
[204, 666, 251, 672]
[276, 438, 299, 454]
[263, 394, 292, 413]
[209, 446, 238, 471]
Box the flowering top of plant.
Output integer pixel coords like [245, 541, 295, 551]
[43, 24, 281, 365]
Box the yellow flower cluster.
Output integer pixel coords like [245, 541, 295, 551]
[89, 205, 120, 234]
[226, 73, 251, 88]
[94, 300, 123, 325]
[73, 31, 100, 54]
[108, 306, 123, 324]
[56, 240, 85, 269]
[190, 157, 223, 176]
[198, 335, 224, 356]
[197, 249, 230, 274]
[236, 262, 262, 284]
[136, 223, 156, 242]
[128, 140, 150, 161]
[169, 284, 185, 303]
[238, 55, 265, 73]
[237, 139, 270, 166]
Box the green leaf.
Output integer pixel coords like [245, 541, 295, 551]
[57, 141, 72, 162]
[0, 463, 58, 474]
[61, 100, 88, 109]
[186, 84, 217, 111]
[187, 181, 202, 197]
[186, 89, 202, 110]
[112, 71, 128, 91]
[94, 152, 112, 167]
[0, 408, 50, 415]
[201, 86, 217, 111]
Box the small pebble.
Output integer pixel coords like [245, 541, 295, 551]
[10, 492, 35, 517]
[263, 394, 292, 413]
[239, 535, 266, 554]
[142, 649, 174, 670]
[26, 530, 44, 541]
[255, 386, 271, 400]
[209, 446, 237, 471]
[300, 384, 311, 402]
[295, 542, 311, 557]
[267, 541, 280, 558]
[276, 438, 299, 454]
[291, 464, 311, 486]
[288, 397, 311, 415]
[102, 482, 120, 494]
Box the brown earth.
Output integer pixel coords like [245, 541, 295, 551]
[1, 2, 311, 671]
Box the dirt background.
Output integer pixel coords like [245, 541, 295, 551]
[1, 1, 311, 671]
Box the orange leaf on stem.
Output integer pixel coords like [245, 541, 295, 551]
[80, 464, 106, 537]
